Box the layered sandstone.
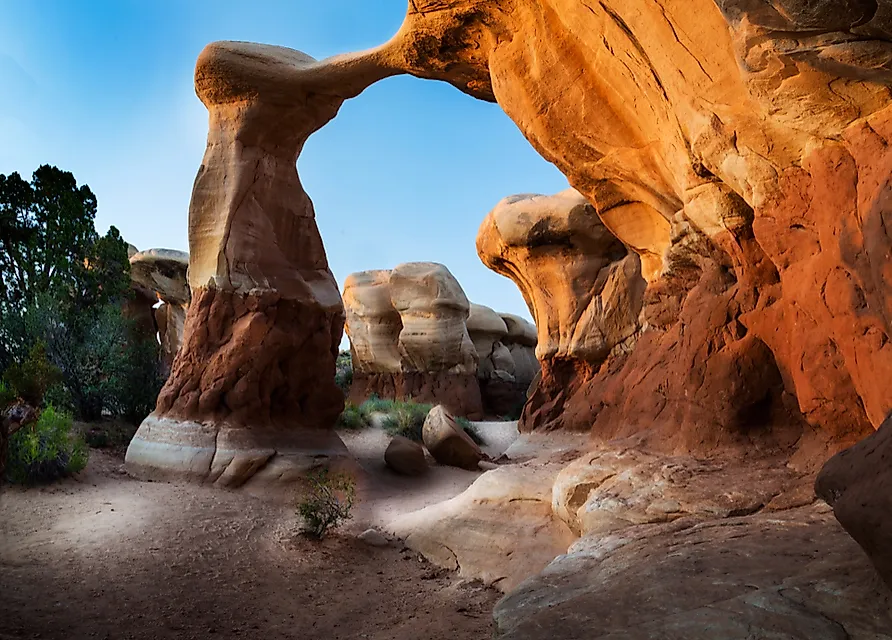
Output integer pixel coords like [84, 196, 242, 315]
[129, 248, 190, 372]
[467, 304, 537, 416]
[477, 189, 645, 430]
[126, 42, 400, 486]
[344, 263, 484, 418]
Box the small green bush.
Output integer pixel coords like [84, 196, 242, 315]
[297, 468, 356, 539]
[456, 416, 483, 445]
[0, 380, 15, 409]
[336, 403, 366, 430]
[334, 351, 353, 396]
[379, 401, 433, 441]
[2, 343, 61, 406]
[6, 405, 88, 484]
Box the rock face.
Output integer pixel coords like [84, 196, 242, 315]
[129, 248, 191, 372]
[495, 505, 892, 639]
[467, 304, 538, 416]
[343, 263, 485, 418]
[422, 405, 484, 471]
[381, 0, 892, 465]
[126, 42, 400, 486]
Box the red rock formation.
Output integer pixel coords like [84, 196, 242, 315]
[126, 42, 400, 486]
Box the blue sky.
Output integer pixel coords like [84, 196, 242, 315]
[0, 0, 568, 327]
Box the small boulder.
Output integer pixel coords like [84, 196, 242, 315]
[384, 435, 427, 476]
[359, 528, 390, 547]
[422, 405, 484, 471]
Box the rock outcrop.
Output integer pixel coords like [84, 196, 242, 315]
[126, 42, 400, 486]
[344, 263, 484, 418]
[129, 248, 190, 372]
[467, 305, 537, 416]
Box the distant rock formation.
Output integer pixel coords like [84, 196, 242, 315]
[467, 304, 537, 417]
[128, 248, 190, 373]
[344, 262, 499, 419]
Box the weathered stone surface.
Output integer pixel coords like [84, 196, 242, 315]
[389, 262, 477, 375]
[127, 41, 399, 486]
[129, 248, 190, 307]
[422, 405, 484, 471]
[343, 263, 484, 418]
[384, 435, 427, 477]
[495, 506, 892, 640]
[817, 412, 892, 591]
[343, 270, 402, 375]
[153, 302, 186, 374]
[467, 304, 537, 416]
[387, 456, 576, 592]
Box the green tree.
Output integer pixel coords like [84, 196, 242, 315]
[0, 165, 99, 308]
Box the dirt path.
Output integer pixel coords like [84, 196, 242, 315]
[0, 446, 500, 640]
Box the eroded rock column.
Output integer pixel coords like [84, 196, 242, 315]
[126, 42, 398, 487]
[343, 262, 484, 418]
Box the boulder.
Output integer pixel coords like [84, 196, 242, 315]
[422, 405, 484, 471]
[384, 435, 427, 477]
[816, 412, 892, 590]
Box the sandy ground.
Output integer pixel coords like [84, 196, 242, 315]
[0, 423, 519, 640]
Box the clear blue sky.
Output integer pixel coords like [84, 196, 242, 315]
[0, 0, 568, 328]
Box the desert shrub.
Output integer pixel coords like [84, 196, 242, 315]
[336, 402, 366, 430]
[456, 416, 483, 445]
[0, 381, 14, 409]
[6, 405, 88, 484]
[334, 350, 353, 396]
[359, 394, 397, 415]
[379, 401, 433, 441]
[2, 342, 61, 406]
[297, 468, 356, 539]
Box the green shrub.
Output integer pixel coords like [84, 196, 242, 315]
[0, 381, 15, 409]
[6, 405, 88, 484]
[379, 401, 433, 441]
[359, 394, 397, 415]
[297, 468, 356, 539]
[2, 343, 61, 406]
[335, 351, 353, 396]
[456, 416, 483, 445]
[336, 402, 367, 430]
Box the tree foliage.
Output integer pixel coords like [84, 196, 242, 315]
[0, 166, 164, 426]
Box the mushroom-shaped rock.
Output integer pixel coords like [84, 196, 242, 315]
[478, 189, 644, 365]
[422, 405, 483, 471]
[129, 248, 190, 306]
[384, 435, 427, 477]
[343, 270, 402, 374]
[344, 263, 484, 419]
[126, 41, 400, 487]
[389, 262, 477, 375]
[467, 304, 509, 379]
